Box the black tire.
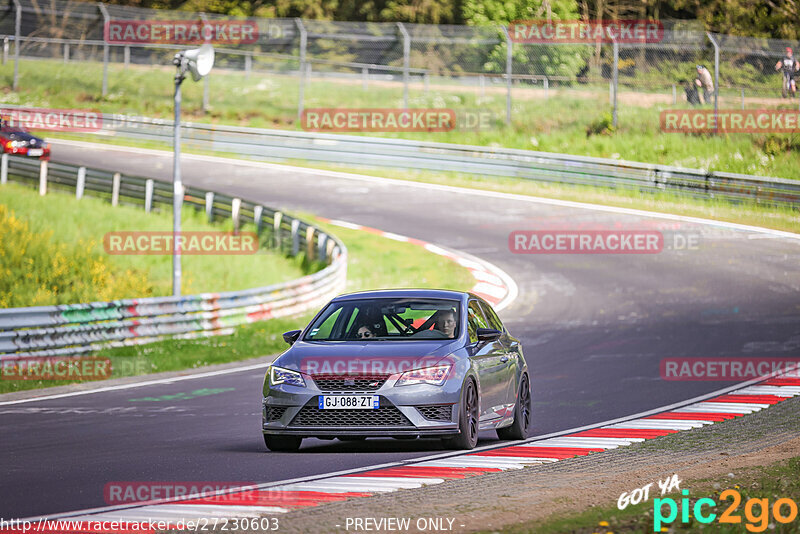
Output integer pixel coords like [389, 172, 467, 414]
[263, 434, 302, 452]
[442, 378, 479, 450]
[497, 373, 532, 441]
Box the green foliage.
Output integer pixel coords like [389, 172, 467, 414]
[586, 111, 615, 137]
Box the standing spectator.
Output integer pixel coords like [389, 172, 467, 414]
[695, 65, 714, 105]
[775, 47, 799, 97]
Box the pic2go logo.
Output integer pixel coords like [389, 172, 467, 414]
[654, 489, 799, 532]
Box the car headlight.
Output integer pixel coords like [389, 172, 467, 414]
[270, 365, 305, 387]
[394, 364, 451, 387]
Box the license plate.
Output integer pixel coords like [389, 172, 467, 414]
[318, 395, 379, 410]
[27, 149, 43, 157]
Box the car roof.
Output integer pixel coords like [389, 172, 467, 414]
[332, 288, 470, 302]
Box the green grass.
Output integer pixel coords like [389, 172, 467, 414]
[0, 197, 475, 394]
[0, 181, 307, 306]
[4, 59, 800, 181]
[487, 457, 800, 533]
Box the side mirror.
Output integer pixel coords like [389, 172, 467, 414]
[476, 328, 502, 342]
[282, 330, 302, 346]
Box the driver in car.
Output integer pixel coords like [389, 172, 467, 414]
[434, 310, 457, 338]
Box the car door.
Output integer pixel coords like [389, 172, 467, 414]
[479, 300, 517, 419]
[467, 299, 508, 427]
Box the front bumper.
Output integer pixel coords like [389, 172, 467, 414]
[262, 377, 462, 438]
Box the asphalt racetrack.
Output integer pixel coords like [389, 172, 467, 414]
[2, 141, 799, 519]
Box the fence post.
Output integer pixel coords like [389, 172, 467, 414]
[111, 172, 120, 206]
[290, 218, 300, 256]
[12, 0, 20, 90]
[295, 18, 307, 121]
[501, 25, 512, 125]
[245, 52, 252, 78]
[362, 67, 368, 90]
[123, 45, 129, 69]
[424, 72, 429, 93]
[273, 211, 283, 249]
[396, 22, 410, 108]
[0, 153, 6, 184]
[253, 205, 263, 234]
[205, 191, 214, 222]
[306, 226, 315, 259]
[612, 39, 619, 129]
[544, 77, 549, 99]
[76, 167, 85, 199]
[203, 75, 210, 113]
[2, 36, 8, 64]
[64, 42, 69, 63]
[707, 32, 719, 134]
[98, 3, 110, 97]
[144, 179, 153, 213]
[318, 233, 327, 263]
[231, 198, 241, 233]
[479, 73, 485, 98]
[672, 84, 676, 105]
[39, 160, 48, 196]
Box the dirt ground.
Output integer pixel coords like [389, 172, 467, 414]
[249, 395, 800, 534]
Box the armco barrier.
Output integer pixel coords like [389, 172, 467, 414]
[0, 154, 347, 358]
[58, 112, 800, 208]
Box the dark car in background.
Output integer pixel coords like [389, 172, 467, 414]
[0, 118, 50, 159]
[262, 289, 531, 452]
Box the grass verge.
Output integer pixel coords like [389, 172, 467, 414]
[3, 59, 800, 180]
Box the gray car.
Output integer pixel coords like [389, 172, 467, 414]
[261, 289, 530, 451]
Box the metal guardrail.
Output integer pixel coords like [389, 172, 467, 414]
[0, 155, 347, 358]
[87, 112, 800, 208]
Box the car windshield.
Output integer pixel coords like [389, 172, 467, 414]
[304, 297, 461, 341]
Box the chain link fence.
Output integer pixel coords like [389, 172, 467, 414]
[1, 0, 800, 126]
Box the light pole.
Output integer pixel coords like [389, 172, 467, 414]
[171, 43, 214, 296]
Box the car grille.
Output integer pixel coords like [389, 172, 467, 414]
[416, 404, 454, 421]
[266, 406, 289, 422]
[288, 398, 413, 428]
[312, 374, 391, 392]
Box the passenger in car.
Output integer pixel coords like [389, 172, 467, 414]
[356, 325, 376, 339]
[433, 310, 457, 338]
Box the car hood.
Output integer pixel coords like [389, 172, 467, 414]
[274, 340, 461, 375]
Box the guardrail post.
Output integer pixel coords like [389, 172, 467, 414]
[273, 211, 283, 249]
[501, 25, 512, 125]
[123, 45, 129, 69]
[98, 3, 110, 98]
[397, 22, 410, 108]
[12, 0, 21, 90]
[318, 233, 327, 262]
[306, 226, 315, 259]
[0, 153, 7, 185]
[245, 52, 252, 78]
[38, 160, 48, 196]
[362, 67, 368, 90]
[205, 192, 214, 222]
[295, 18, 307, 121]
[76, 167, 85, 199]
[290, 218, 300, 256]
[111, 172, 120, 206]
[231, 198, 241, 233]
[144, 179, 153, 213]
[64, 42, 69, 63]
[326, 238, 335, 260]
[253, 205, 263, 234]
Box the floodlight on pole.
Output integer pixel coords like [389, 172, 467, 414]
[171, 42, 214, 297]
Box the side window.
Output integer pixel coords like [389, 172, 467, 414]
[479, 301, 504, 332]
[467, 300, 489, 343]
[307, 307, 342, 339]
